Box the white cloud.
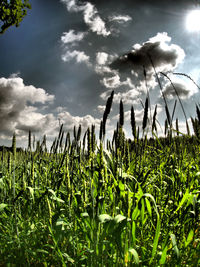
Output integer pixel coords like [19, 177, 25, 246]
[57, 110, 100, 132]
[61, 50, 90, 65]
[61, 0, 110, 36]
[0, 76, 54, 135]
[101, 74, 121, 89]
[60, 0, 84, 12]
[16, 107, 56, 134]
[109, 14, 132, 23]
[163, 75, 198, 99]
[95, 65, 115, 75]
[61, 30, 86, 45]
[95, 52, 118, 75]
[0, 75, 102, 147]
[0, 76, 54, 106]
[83, 2, 110, 36]
[96, 52, 109, 65]
[97, 105, 106, 113]
[113, 89, 140, 105]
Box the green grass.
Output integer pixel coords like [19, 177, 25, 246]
[0, 84, 200, 266]
[0, 127, 199, 266]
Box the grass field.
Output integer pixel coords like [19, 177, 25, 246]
[0, 89, 200, 266]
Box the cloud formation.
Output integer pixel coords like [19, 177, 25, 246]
[83, 2, 110, 36]
[97, 32, 186, 109]
[61, 50, 90, 65]
[0, 76, 54, 135]
[58, 110, 100, 131]
[61, 30, 86, 45]
[108, 14, 132, 24]
[60, 29, 90, 65]
[96, 52, 109, 65]
[61, 0, 110, 36]
[163, 76, 198, 99]
[111, 32, 185, 76]
[0, 75, 101, 147]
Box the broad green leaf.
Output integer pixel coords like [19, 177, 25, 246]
[114, 214, 126, 224]
[175, 189, 190, 213]
[185, 229, 194, 247]
[62, 253, 75, 263]
[56, 218, 67, 226]
[195, 171, 200, 177]
[170, 233, 180, 259]
[159, 245, 168, 265]
[143, 193, 158, 215]
[119, 180, 125, 191]
[132, 206, 139, 221]
[145, 198, 152, 217]
[99, 214, 112, 223]
[36, 249, 49, 254]
[122, 172, 139, 184]
[51, 196, 65, 203]
[0, 178, 4, 187]
[27, 187, 34, 200]
[0, 203, 7, 212]
[129, 248, 139, 265]
[140, 198, 145, 225]
[150, 217, 161, 263]
[81, 212, 89, 218]
[132, 221, 136, 245]
[48, 189, 56, 196]
[108, 186, 113, 202]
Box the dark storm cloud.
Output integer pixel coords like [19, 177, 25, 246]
[110, 33, 185, 77]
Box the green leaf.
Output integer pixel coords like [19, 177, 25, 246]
[145, 198, 152, 217]
[195, 171, 200, 177]
[114, 214, 126, 224]
[108, 186, 113, 202]
[159, 245, 168, 265]
[62, 253, 75, 263]
[185, 229, 194, 247]
[81, 212, 89, 218]
[56, 218, 67, 227]
[132, 221, 136, 245]
[175, 189, 191, 213]
[150, 216, 161, 263]
[129, 248, 139, 265]
[143, 193, 158, 215]
[0, 203, 7, 212]
[99, 214, 112, 223]
[51, 196, 65, 203]
[170, 233, 180, 259]
[119, 180, 125, 191]
[36, 249, 49, 254]
[48, 189, 56, 196]
[27, 186, 34, 200]
[132, 206, 139, 221]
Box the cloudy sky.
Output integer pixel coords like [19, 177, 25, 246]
[0, 0, 200, 147]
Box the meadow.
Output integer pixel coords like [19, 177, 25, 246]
[0, 86, 200, 266]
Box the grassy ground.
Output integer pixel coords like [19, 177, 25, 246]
[0, 129, 199, 266]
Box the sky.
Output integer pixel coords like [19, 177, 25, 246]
[0, 0, 200, 148]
